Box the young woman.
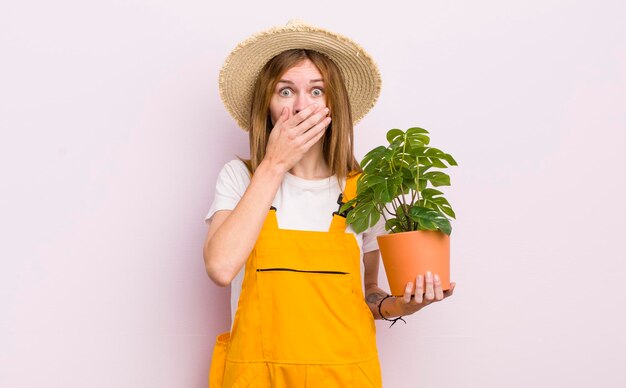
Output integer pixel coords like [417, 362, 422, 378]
[204, 21, 455, 387]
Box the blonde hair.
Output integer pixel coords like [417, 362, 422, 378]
[239, 49, 362, 181]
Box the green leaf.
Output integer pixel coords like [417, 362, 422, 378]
[429, 158, 447, 168]
[370, 208, 381, 226]
[408, 206, 452, 235]
[406, 127, 430, 147]
[420, 188, 444, 199]
[339, 197, 357, 214]
[385, 218, 403, 233]
[438, 203, 456, 219]
[418, 218, 438, 230]
[418, 178, 428, 191]
[360, 174, 386, 189]
[424, 147, 444, 156]
[406, 127, 430, 137]
[434, 216, 452, 235]
[374, 184, 391, 203]
[417, 158, 433, 168]
[386, 128, 404, 143]
[421, 171, 451, 187]
[352, 216, 370, 234]
[419, 148, 453, 168]
[442, 153, 458, 166]
[360, 146, 386, 170]
[420, 193, 456, 219]
[402, 168, 417, 190]
[347, 201, 377, 233]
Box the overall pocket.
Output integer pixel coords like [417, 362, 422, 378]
[256, 266, 359, 363]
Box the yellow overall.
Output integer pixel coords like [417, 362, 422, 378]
[209, 173, 381, 387]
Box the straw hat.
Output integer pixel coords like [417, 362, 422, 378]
[219, 20, 381, 131]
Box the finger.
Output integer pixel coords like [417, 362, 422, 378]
[293, 107, 329, 135]
[443, 282, 456, 298]
[285, 103, 320, 128]
[268, 107, 289, 135]
[413, 274, 424, 304]
[402, 282, 413, 304]
[301, 115, 330, 144]
[424, 271, 435, 301]
[434, 274, 444, 300]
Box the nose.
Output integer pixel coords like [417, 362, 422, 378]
[293, 93, 312, 115]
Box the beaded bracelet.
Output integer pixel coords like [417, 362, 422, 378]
[377, 295, 407, 328]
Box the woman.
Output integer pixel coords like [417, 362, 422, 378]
[204, 20, 454, 387]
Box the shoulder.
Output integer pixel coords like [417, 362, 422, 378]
[222, 159, 251, 177]
[205, 160, 251, 222]
[215, 159, 251, 192]
[218, 159, 251, 181]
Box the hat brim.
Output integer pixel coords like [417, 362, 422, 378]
[219, 22, 381, 131]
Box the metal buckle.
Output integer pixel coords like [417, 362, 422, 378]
[332, 193, 353, 218]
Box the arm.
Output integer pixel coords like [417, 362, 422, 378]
[363, 250, 391, 319]
[203, 160, 284, 286]
[363, 250, 456, 320]
[203, 104, 330, 286]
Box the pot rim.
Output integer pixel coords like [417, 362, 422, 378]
[376, 229, 448, 238]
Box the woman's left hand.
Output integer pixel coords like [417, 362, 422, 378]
[394, 271, 455, 316]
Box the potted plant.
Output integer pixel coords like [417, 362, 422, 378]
[341, 127, 458, 295]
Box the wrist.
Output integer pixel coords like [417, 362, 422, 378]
[257, 158, 287, 179]
[387, 296, 407, 318]
[378, 295, 407, 327]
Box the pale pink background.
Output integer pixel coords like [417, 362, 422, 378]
[2, 1, 625, 387]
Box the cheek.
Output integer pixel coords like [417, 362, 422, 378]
[268, 97, 285, 125]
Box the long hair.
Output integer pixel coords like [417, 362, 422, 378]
[240, 49, 362, 181]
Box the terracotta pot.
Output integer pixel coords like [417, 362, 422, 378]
[377, 230, 450, 296]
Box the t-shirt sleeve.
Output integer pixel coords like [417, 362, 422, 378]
[361, 213, 389, 253]
[204, 159, 251, 224]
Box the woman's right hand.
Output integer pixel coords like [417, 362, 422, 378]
[264, 103, 331, 173]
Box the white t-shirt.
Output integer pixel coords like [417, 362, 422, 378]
[205, 159, 387, 323]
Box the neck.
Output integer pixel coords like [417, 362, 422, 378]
[289, 141, 330, 180]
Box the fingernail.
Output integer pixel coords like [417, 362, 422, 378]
[434, 274, 440, 282]
[406, 282, 413, 290]
[426, 271, 432, 278]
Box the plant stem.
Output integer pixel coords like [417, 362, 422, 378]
[401, 136, 406, 169]
[385, 202, 396, 216]
[408, 189, 416, 230]
[416, 157, 420, 203]
[390, 198, 399, 219]
[399, 186, 411, 231]
[378, 204, 389, 226]
[415, 156, 421, 231]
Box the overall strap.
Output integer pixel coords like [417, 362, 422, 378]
[261, 173, 361, 232]
[262, 206, 279, 230]
[248, 167, 278, 230]
[343, 172, 360, 202]
[251, 166, 277, 231]
[328, 172, 362, 232]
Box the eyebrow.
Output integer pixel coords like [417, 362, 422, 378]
[276, 78, 324, 84]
